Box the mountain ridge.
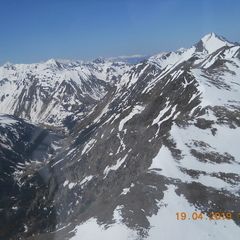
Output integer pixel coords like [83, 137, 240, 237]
[0, 33, 240, 240]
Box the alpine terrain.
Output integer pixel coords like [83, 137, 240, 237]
[0, 33, 240, 240]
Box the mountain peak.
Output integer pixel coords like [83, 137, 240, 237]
[196, 32, 234, 54]
[45, 58, 63, 69]
[46, 58, 58, 65]
[201, 32, 218, 41]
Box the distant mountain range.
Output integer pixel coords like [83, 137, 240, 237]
[0, 33, 240, 240]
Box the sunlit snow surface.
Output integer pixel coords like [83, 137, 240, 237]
[147, 185, 240, 240]
[69, 185, 240, 240]
[70, 207, 139, 240]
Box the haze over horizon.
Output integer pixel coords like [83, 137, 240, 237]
[0, 0, 239, 64]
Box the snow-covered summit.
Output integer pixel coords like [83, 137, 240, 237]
[196, 32, 234, 54]
[149, 33, 237, 69]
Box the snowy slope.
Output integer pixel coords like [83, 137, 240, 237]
[199, 32, 234, 54]
[0, 59, 130, 127]
[57, 33, 240, 240]
[1, 33, 240, 240]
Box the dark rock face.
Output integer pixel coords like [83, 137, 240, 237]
[195, 40, 205, 52]
[0, 115, 62, 239]
[1, 34, 240, 239]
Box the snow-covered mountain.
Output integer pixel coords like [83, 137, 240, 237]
[1, 33, 240, 240]
[0, 59, 129, 128]
[148, 32, 235, 69]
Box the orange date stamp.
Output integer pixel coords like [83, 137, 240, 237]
[176, 212, 240, 221]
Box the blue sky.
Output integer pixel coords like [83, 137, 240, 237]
[0, 0, 239, 64]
